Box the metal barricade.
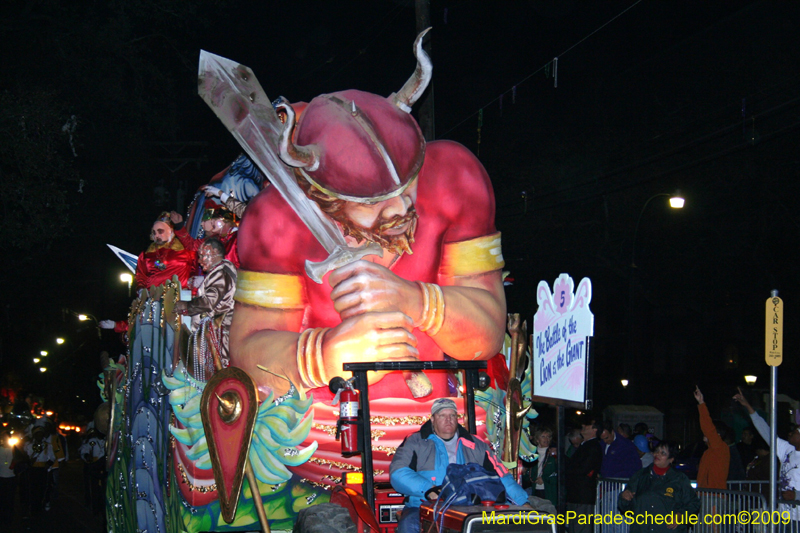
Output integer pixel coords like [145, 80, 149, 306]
[777, 499, 800, 533]
[695, 488, 767, 533]
[592, 478, 788, 533]
[595, 478, 629, 533]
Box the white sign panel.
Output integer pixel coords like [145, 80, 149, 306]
[532, 274, 594, 404]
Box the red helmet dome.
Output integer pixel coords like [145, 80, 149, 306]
[277, 29, 432, 203]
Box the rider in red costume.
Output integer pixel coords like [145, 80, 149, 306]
[135, 212, 195, 289]
[227, 31, 508, 487]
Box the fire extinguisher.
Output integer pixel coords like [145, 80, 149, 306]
[332, 377, 360, 456]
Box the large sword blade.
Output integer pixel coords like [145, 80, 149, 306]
[198, 50, 382, 282]
[198, 50, 343, 252]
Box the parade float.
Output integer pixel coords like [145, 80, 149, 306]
[101, 30, 540, 533]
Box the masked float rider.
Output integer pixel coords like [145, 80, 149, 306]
[228, 33, 507, 487]
[135, 212, 195, 290]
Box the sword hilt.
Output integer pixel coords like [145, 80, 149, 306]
[304, 243, 384, 284]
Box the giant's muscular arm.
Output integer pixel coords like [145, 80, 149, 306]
[230, 302, 419, 395]
[329, 260, 506, 361]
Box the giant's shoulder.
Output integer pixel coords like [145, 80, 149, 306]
[419, 140, 497, 237]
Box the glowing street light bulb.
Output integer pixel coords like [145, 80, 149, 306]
[120, 273, 133, 284]
[40, 351, 48, 356]
[669, 189, 685, 209]
[56, 338, 65, 345]
[78, 314, 89, 321]
[33, 358, 40, 363]
[744, 375, 757, 385]
[39, 367, 47, 373]
[621, 379, 629, 388]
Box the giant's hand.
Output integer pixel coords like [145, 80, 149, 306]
[321, 311, 419, 384]
[328, 260, 423, 323]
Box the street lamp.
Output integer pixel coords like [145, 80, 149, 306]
[33, 358, 40, 364]
[39, 367, 47, 373]
[627, 190, 685, 392]
[744, 375, 757, 385]
[120, 272, 133, 297]
[621, 379, 629, 388]
[56, 338, 65, 345]
[631, 190, 685, 268]
[71, 311, 101, 338]
[40, 351, 48, 356]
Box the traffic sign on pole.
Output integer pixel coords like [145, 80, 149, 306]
[765, 291, 783, 366]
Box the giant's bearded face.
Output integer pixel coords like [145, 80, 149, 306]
[303, 176, 419, 256]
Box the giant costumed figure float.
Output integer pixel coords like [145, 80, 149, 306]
[102, 30, 537, 533]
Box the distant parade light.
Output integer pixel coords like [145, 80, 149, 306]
[56, 338, 65, 344]
[8, 437, 19, 447]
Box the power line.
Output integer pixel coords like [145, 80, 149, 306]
[439, 0, 645, 138]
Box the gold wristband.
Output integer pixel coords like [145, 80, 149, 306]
[296, 327, 331, 389]
[416, 282, 445, 336]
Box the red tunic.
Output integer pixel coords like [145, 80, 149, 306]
[134, 239, 195, 289]
[236, 140, 499, 401]
[175, 227, 239, 268]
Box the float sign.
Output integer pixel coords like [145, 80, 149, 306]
[532, 274, 594, 406]
[765, 295, 783, 366]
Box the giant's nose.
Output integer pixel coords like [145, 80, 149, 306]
[380, 193, 412, 221]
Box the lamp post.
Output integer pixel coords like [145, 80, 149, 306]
[631, 191, 685, 269]
[627, 191, 685, 391]
[120, 273, 133, 297]
[75, 311, 101, 339]
[744, 375, 757, 386]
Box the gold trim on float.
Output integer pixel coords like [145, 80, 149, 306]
[299, 168, 417, 204]
[234, 271, 305, 309]
[441, 232, 505, 277]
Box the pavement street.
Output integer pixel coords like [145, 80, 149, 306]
[8, 459, 106, 533]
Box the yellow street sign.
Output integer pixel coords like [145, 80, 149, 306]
[765, 295, 783, 366]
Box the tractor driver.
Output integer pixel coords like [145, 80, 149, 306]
[389, 398, 528, 533]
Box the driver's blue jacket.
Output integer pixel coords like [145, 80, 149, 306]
[389, 420, 528, 508]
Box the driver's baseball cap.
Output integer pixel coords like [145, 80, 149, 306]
[431, 398, 458, 416]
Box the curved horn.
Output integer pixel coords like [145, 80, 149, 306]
[276, 98, 319, 171]
[391, 28, 433, 113]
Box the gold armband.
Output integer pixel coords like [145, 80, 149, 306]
[296, 327, 331, 389]
[441, 232, 504, 278]
[416, 282, 445, 336]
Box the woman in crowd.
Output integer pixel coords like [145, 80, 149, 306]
[618, 441, 700, 532]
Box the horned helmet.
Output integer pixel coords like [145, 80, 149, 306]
[277, 29, 432, 204]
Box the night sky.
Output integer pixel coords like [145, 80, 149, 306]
[2, 1, 798, 434]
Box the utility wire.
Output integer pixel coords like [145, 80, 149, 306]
[440, 0, 645, 138]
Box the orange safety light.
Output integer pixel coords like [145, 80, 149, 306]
[344, 472, 364, 486]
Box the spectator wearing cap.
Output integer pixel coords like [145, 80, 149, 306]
[390, 398, 528, 533]
[634, 435, 654, 468]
